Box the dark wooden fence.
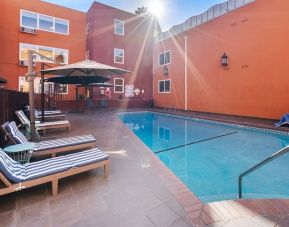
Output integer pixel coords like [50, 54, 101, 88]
[0, 89, 29, 125]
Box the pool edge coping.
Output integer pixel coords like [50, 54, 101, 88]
[115, 110, 289, 226]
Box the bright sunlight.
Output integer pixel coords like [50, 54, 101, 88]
[148, 0, 165, 19]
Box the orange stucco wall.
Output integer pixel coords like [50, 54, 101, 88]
[0, 0, 86, 99]
[153, 0, 289, 119]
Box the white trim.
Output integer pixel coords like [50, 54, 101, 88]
[158, 79, 171, 93]
[19, 43, 69, 64]
[114, 48, 124, 64]
[114, 78, 124, 93]
[184, 36, 188, 111]
[159, 50, 171, 66]
[86, 50, 90, 60]
[114, 19, 124, 36]
[56, 84, 69, 95]
[158, 126, 171, 142]
[20, 9, 69, 35]
[86, 22, 90, 35]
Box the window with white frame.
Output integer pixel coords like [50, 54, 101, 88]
[19, 76, 41, 93]
[86, 23, 90, 35]
[158, 80, 171, 93]
[114, 48, 124, 64]
[159, 51, 171, 65]
[86, 50, 90, 60]
[20, 10, 69, 35]
[158, 126, 171, 142]
[114, 19, 124, 35]
[55, 84, 68, 95]
[114, 78, 124, 93]
[20, 43, 69, 64]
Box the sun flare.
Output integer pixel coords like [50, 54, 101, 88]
[148, 1, 165, 19]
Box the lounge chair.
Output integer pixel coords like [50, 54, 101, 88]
[0, 147, 109, 196]
[275, 114, 289, 127]
[1, 121, 96, 158]
[25, 106, 66, 121]
[25, 105, 62, 115]
[15, 110, 70, 135]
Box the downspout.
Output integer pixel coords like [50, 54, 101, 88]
[184, 36, 188, 111]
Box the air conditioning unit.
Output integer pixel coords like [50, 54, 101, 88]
[20, 27, 37, 35]
[19, 60, 36, 67]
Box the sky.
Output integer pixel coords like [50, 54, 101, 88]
[44, 0, 225, 31]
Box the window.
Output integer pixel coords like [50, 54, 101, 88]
[114, 48, 124, 64]
[21, 11, 37, 29]
[159, 51, 171, 65]
[114, 78, 124, 93]
[55, 18, 68, 34]
[39, 15, 53, 31]
[158, 80, 171, 93]
[114, 19, 124, 35]
[20, 43, 69, 64]
[158, 126, 171, 142]
[86, 23, 90, 35]
[55, 84, 68, 94]
[20, 43, 37, 60]
[19, 77, 41, 93]
[20, 10, 69, 35]
[86, 50, 90, 60]
[54, 48, 68, 64]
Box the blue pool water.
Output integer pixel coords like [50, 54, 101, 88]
[117, 111, 289, 203]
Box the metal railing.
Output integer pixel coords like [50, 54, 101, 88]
[238, 146, 289, 199]
[156, 0, 256, 42]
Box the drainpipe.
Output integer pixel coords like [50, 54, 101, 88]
[184, 36, 188, 111]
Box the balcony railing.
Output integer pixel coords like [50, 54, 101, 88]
[155, 0, 255, 42]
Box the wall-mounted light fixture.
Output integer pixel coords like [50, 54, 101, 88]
[221, 53, 228, 67]
[163, 65, 169, 76]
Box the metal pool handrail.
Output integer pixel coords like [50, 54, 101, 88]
[238, 145, 289, 199]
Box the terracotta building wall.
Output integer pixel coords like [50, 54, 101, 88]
[87, 2, 155, 101]
[153, 0, 289, 119]
[0, 0, 86, 99]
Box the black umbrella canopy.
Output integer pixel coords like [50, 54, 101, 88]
[77, 82, 114, 87]
[45, 75, 109, 85]
[40, 60, 129, 76]
[0, 77, 7, 84]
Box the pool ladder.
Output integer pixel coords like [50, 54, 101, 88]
[238, 145, 289, 199]
[166, 105, 176, 112]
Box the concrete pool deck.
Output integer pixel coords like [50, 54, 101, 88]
[1, 109, 289, 227]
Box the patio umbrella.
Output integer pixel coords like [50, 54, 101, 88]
[40, 60, 129, 115]
[0, 77, 7, 84]
[45, 75, 110, 84]
[77, 82, 114, 87]
[40, 60, 129, 76]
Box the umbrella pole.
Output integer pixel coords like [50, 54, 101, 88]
[27, 50, 36, 142]
[41, 63, 45, 122]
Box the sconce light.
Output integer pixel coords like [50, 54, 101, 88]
[221, 53, 228, 67]
[163, 65, 169, 76]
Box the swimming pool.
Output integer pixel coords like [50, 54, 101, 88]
[117, 111, 289, 203]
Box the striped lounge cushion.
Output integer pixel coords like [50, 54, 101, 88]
[5, 121, 28, 144]
[38, 120, 69, 127]
[34, 134, 96, 152]
[66, 148, 109, 168]
[24, 156, 71, 181]
[0, 149, 25, 183]
[5, 121, 18, 135]
[0, 147, 108, 183]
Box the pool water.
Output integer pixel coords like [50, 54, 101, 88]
[117, 111, 289, 203]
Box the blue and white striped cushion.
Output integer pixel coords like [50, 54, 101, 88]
[34, 134, 96, 152]
[0, 149, 25, 183]
[24, 156, 71, 181]
[5, 121, 18, 135]
[66, 148, 109, 168]
[0, 147, 108, 183]
[12, 132, 28, 144]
